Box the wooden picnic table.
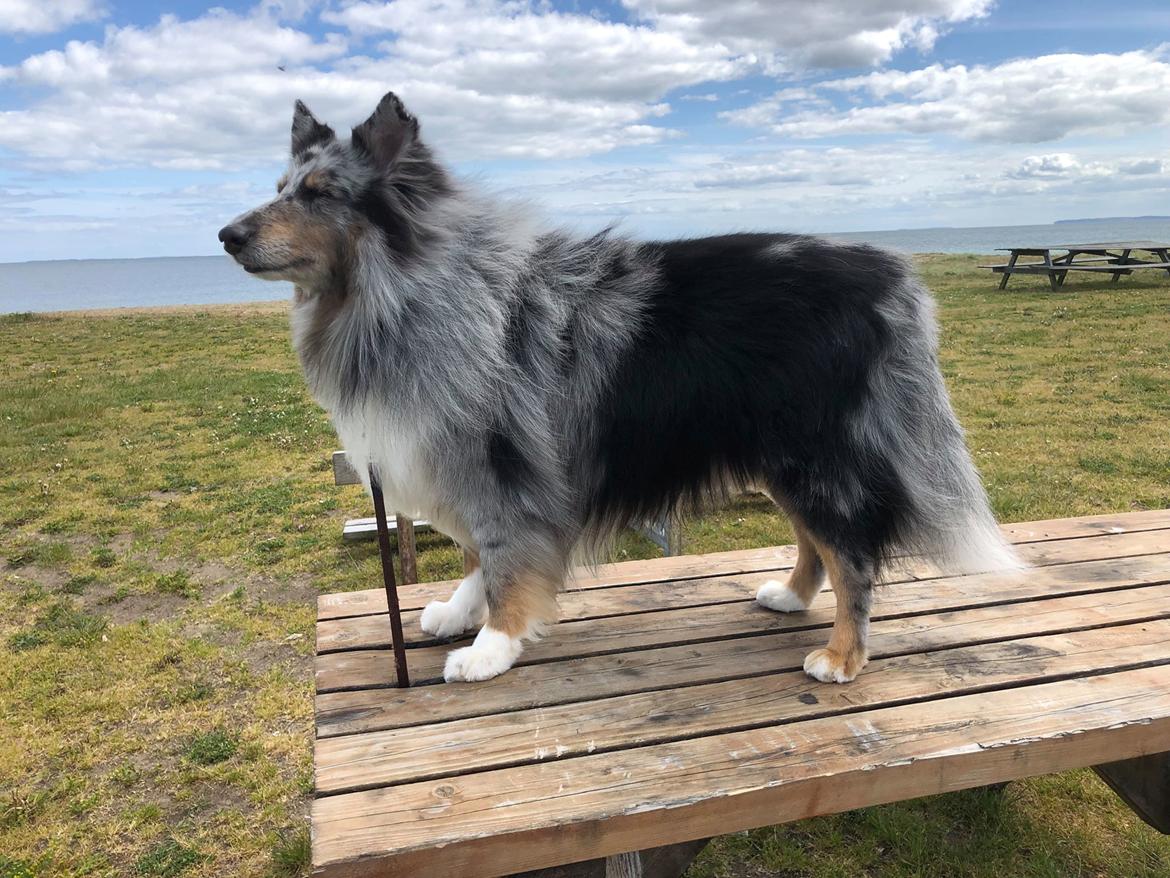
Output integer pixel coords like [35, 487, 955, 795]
[982, 240, 1170, 290]
[310, 508, 1170, 877]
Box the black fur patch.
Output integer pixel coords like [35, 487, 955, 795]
[355, 188, 418, 259]
[586, 233, 915, 566]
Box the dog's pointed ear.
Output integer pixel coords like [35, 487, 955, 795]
[351, 91, 418, 170]
[292, 100, 335, 156]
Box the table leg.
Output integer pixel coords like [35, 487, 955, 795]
[1042, 250, 1059, 291]
[999, 252, 1018, 289]
[1054, 250, 1076, 287]
[1111, 249, 1132, 284]
[1094, 751, 1170, 834]
[396, 514, 418, 585]
[510, 840, 710, 878]
[1157, 249, 1170, 277]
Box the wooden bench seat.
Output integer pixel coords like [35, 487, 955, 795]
[312, 509, 1170, 877]
[1056, 261, 1170, 272]
[979, 261, 1170, 273]
[977, 256, 1119, 269]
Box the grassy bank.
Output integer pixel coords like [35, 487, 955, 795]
[1, 256, 1169, 877]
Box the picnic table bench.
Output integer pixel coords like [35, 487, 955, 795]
[981, 241, 1170, 290]
[311, 508, 1170, 877]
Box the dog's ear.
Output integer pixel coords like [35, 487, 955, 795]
[292, 100, 336, 156]
[351, 91, 418, 170]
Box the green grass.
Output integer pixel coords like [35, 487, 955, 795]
[184, 730, 239, 766]
[1, 260, 1169, 876]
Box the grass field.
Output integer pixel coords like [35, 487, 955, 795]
[2, 255, 1169, 877]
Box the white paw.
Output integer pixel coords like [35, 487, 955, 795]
[443, 629, 523, 683]
[802, 648, 861, 684]
[420, 600, 476, 638]
[756, 580, 809, 613]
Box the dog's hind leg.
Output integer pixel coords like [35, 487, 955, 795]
[443, 549, 561, 683]
[420, 548, 486, 639]
[801, 539, 874, 684]
[756, 517, 825, 612]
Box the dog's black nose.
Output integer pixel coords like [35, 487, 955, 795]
[218, 223, 252, 255]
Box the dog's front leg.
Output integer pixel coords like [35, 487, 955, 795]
[420, 550, 485, 638]
[443, 542, 562, 683]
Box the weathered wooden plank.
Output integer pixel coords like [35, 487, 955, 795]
[318, 571, 780, 653]
[342, 517, 432, 542]
[315, 619, 1170, 794]
[332, 450, 362, 486]
[317, 544, 799, 620]
[317, 527, 1170, 654]
[316, 575, 1170, 735]
[311, 667, 1170, 878]
[315, 551, 1170, 691]
[317, 509, 1170, 620]
[1093, 753, 1170, 834]
[997, 507, 1170, 542]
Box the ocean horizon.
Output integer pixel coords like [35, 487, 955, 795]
[5, 216, 1170, 314]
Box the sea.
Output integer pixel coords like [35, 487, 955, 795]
[4, 216, 1170, 314]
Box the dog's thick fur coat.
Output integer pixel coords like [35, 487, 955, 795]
[220, 92, 1020, 684]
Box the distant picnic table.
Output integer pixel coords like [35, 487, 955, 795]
[982, 241, 1170, 290]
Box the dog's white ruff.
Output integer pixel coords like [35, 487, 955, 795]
[755, 579, 810, 612]
[421, 568, 486, 638]
[444, 626, 523, 682]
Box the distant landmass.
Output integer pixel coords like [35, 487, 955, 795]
[1055, 216, 1170, 224]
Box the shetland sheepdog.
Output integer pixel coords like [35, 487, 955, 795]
[220, 92, 1019, 684]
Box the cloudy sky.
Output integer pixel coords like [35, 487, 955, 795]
[2, 0, 1169, 261]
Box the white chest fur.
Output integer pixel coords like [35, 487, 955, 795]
[331, 403, 437, 520]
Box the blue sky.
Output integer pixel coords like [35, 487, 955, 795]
[2, 0, 1169, 261]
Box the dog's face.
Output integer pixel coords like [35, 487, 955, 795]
[218, 93, 444, 290]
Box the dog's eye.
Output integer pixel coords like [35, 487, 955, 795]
[298, 182, 327, 202]
[298, 172, 333, 203]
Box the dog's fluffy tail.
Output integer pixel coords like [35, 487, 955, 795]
[876, 279, 1024, 577]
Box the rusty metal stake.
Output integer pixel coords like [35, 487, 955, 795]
[369, 468, 410, 688]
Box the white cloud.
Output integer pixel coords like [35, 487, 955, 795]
[0, 0, 104, 34]
[0, 9, 350, 169]
[0, 1, 747, 168]
[1007, 153, 1083, 179]
[726, 49, 1170, 143]
[324, 0, 743, 102]
[622, 0, 993, 69]
[0, 0, 999, 173]
[1119, 158, 1164, 175]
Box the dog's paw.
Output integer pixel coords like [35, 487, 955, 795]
[420, 599, 476, 638]
[443, 629, 522, 683]
[756, 580, 809, 613]
[803, 647, 866, 684]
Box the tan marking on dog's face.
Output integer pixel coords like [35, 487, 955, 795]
[486, 568, 560, 637]
[243, 198, 348, 288]
[302, 171, 328, 193]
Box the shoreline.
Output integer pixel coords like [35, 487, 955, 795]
[4, 253, 975, 318]
[5, 299, 292, 318]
